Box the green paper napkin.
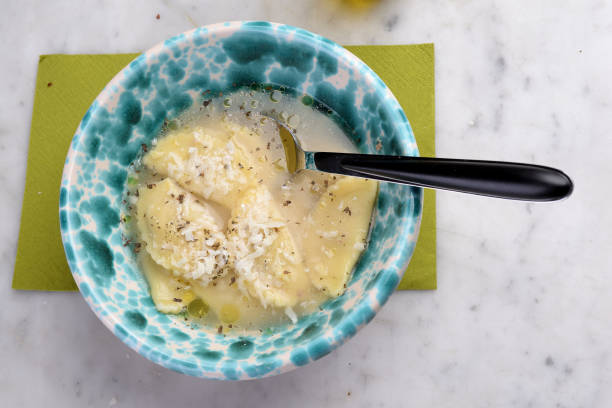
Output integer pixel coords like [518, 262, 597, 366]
[12, 44, 436, 292]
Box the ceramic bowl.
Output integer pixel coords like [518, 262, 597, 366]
[60, 21, 422, 380]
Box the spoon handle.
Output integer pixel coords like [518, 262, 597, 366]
[311, 153, 573, 201]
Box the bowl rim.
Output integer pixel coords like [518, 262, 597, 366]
[60, 20, 424, 379]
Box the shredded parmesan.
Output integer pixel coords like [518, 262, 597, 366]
[285, 306, 298, 323]
[317, 230, 338, 239]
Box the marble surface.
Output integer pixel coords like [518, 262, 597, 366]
[1, 0, 611, 406]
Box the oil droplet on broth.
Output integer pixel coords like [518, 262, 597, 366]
[287, 114, 300, 128]
[270, 90, 282, 102]
[220, 304, 240, 323]
[188, 298, 209, 318]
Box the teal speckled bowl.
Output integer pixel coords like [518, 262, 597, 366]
[60, 21, 422, 380]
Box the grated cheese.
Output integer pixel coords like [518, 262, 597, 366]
[317, 230, 338, 239]
[285, 306, 298, 324]
[353, 242, 366, 250]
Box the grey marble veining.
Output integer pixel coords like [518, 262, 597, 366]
[1, 0, 611, 406]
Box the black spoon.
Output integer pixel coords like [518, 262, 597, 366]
[275, 122, 573, 201]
